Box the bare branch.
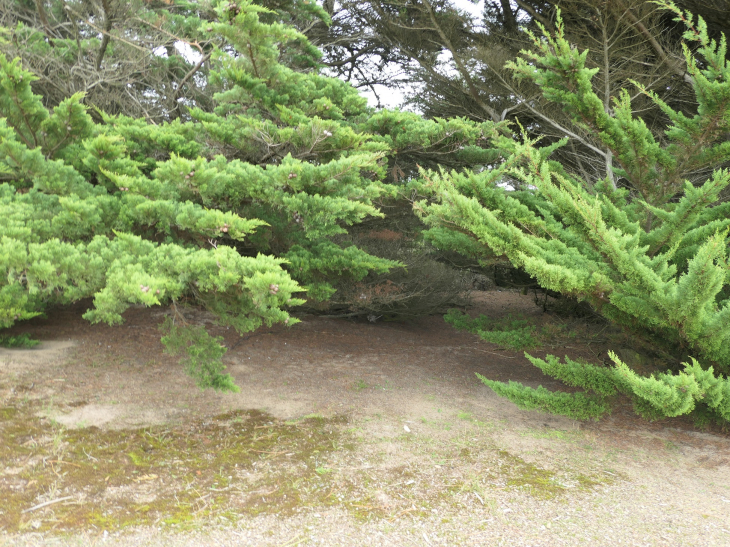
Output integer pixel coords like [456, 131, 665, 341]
[247, 41, 260, 79]
[95, 0, 113, 71]
[35, 0, 56, 43]
[63, 4, 148, 53]
[170, 52, 212, 119]
[600, 11, 617, 188]
[619, 1, 693, 85]
[513, 0, 553, 31]
[133, 16, 205, 56]
[422, 0, 501, 122]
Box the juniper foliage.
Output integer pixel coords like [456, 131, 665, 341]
[0, 1, 397, 389]
[0, 332, 39, 349]
[0, 0, 502, 388]
[444, 310, 540, 350]
[476, 352, 730, 423]
[415, 2, 730, 422]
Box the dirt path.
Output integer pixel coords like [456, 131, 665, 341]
[1, 291, 729, 546]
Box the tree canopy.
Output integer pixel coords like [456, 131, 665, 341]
[0, 0, 500, 388]
[313, 0, 729, 186]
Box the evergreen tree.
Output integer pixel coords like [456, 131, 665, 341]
[414, 1, 730, 423]
[0, 50, 304, 389]
[0, 0, 398, 389]
[0, 0, 501, 387]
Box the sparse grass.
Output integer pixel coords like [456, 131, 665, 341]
[518, 427, 585, 442]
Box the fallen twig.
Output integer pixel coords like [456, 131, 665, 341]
[22, 496, 74, 513]
[279, 534, 306, 547]
[462, 346, 517, 359]
[388, 506, 416, 520]
[47, 459, 82, 468]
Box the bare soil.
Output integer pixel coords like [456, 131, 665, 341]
[1, 290, 730, 546]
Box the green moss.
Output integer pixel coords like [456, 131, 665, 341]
[575, 473, 606, 489]
[0, 407, 18, 420]
[0, 402, 618, 534]
[0, 404, 351, 533]
[492, 449, 613, 499]
[495, 450, 565, 499]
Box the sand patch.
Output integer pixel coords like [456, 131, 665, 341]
[47, 404, 170, 429]
[0, 341, 76, 372]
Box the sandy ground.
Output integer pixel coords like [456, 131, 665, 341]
[1, 290, 730, 546]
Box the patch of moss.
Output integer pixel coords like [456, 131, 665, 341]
[496, 450, 565, 499]
[0, 401, 620, 534]
[0, 404, 352, 533]
[0, 407, 18, 420]
[574, 473, 606, 489]
[492, 449, 613, 499]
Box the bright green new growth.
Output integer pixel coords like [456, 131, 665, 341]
[476, 374, 611, 421]
[524, 354, 621, 398]
[417, 2, 730, 422]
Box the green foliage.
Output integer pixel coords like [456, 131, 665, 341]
[415, 4, 730, 387]
[476, 374, 611, 420]
[159, 318, 239, 392]
[478, 351, 730, 423]
[524, 354, 621, 398]
[413, 3, 730, 424]
[0, 0, 503, 388]
[607, 352, 730, 421]
[0, 1, 415, 387]
[444, 310, 540, 350]
[360, 110, 501, 182]
[0, 333, 40, 349]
